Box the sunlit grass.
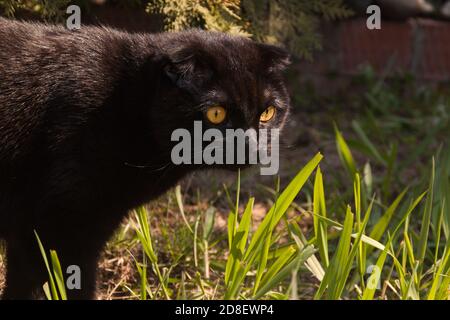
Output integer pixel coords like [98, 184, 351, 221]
[31, 129, 450, 300]
[108, 139, 449, 300]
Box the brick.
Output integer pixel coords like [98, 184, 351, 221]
[338, 18, 413, 75]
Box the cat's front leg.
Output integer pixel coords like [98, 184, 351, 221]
[2, 234, 47, 300]
[1, 228, 100, 300]
[32, 213, 120, 300]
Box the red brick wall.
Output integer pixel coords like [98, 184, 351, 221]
[298, 18, 450, 83]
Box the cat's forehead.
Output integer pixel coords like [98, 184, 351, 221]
[185, 30, 289, 73]
[208, 39, 265, 72]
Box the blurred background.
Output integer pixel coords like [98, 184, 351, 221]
[0, 1, 449, 299]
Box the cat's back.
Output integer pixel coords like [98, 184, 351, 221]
[0, 17, 75, 65]
[0, 18, 141, 164]
[0, 17, 133, 80]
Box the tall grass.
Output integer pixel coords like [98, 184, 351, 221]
[127, 136, 449, 300]
[35, 231, 67, 300]
[34, 130, 450, 300]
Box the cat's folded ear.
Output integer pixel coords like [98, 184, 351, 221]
[162, 46, 212, 92]
[257, 43, 291, 73]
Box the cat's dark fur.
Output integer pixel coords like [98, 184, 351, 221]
[0, 17, 290, 299]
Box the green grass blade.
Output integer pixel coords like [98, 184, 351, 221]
[354, 173, 366, 290]
[427, 248, 450, 300]
[202, 207, 216, 241]
[253, 245, 316, 300]
[368, 188, 408, 253]
[50, 250, 67, 300]
[133, 207, 171, 299]
[313, 166, 329, 267]
[362, 235, 391, 300]
[259, 245, 296, 290]
[175, 185, 193, 234]
[289, 222, 325, 281]
[338, 201, 373, 298]
[335, 124, 357, 178]
[417, 158, 435, 275]
[245, 153, 323, 261]
[225, 197, 254, 286]
[34, 230, 59, 300]
[253, 225, 272, 294]
[352, 120, 387, 166]
[434, 201, 445, 264]
[315, 206, 354, 299]
[227, 170, 241, 249]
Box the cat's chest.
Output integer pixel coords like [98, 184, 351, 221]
[95, 164, 187, 212]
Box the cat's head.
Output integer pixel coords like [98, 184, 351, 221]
[148, 30, 291, 173]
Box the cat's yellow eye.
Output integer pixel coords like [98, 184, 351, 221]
[260, 106, 276, 123]
[206, 106, 227, 124]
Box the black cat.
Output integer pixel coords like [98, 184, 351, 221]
[0, 17, 291, 299]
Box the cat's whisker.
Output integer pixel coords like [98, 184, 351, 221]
[124, 162, 172, 172]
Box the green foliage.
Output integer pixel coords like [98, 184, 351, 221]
[1, 0, 352, 59]
[0, 0, 71, 21]
[242, 0, 352, 59]
[132, 206, 171, 299]
[147, 0, 249, 36]
[148, 0, 353, 59]
[123, 146, 449, 300]
[224, 153, 322, 299]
